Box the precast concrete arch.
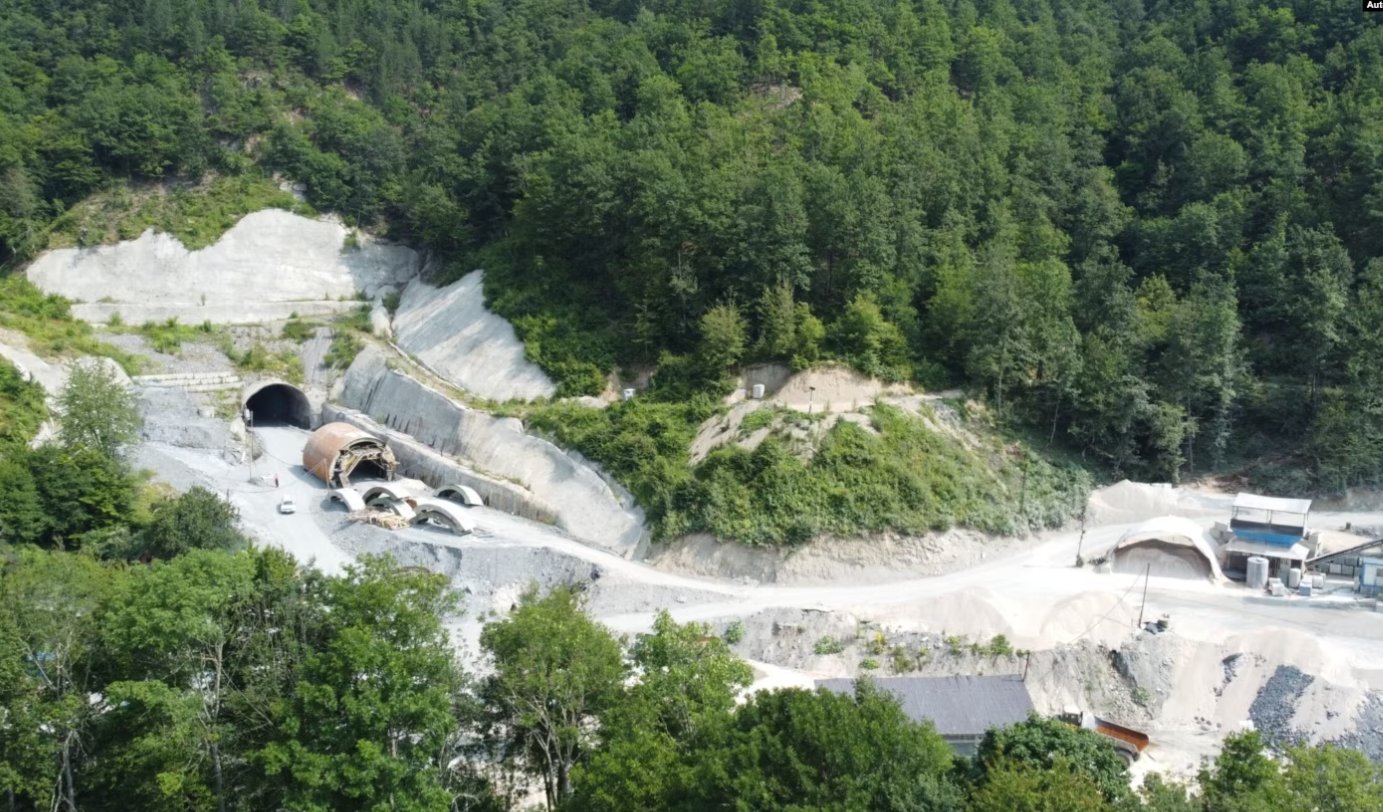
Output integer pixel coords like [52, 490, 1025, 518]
[361, 482, 415, 504]
[329, 489, 367, 512]
[435, 484, 483, 507]
[243, 380, 313, 428]
[413, 499, 476, 535]
[366, 496, 416, 521]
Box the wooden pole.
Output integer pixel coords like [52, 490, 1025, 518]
[1137, 562, 1151, 629]
[1075, 502, 1087, 566]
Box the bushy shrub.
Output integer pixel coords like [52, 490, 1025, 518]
[0, 277, 139, 373]
[281, 318, 317, 342]
[814, 636, 845, 656]
[325, 332, 363, 370]
[235, 344, 303, 383]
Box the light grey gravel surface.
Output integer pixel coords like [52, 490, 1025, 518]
[101, 332, 234, 375]
[131, 442, 221, 494]
[138, 386, 234, 450]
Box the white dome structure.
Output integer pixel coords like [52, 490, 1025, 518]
[1111, 516, 1224, 582]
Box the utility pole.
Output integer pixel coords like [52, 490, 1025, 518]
[1020, 451, 1028, 518]
[1075, 502, 1088, 567]
[1137, 562, 1151, 629]
[245, 408, 254, 482]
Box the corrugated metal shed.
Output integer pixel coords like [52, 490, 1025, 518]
[1233, 493, 1311, 515]
[1223, 538, 1310, 560]
[815, 675, 1034, 736]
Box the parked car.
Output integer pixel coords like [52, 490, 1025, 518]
[278, 496, 296, 514]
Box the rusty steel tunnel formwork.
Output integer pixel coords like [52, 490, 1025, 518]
[303, 422, 399, 487]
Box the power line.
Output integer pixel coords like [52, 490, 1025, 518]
[1030, 572, 1145, 689]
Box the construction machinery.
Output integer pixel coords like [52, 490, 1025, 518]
[1057, 710, 1150, 764]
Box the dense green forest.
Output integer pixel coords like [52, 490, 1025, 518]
[1, 0, 1381, 493]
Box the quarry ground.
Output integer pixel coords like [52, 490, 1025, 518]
[25, 210, 1383, 788]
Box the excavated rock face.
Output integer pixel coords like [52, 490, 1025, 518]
[27, 210, 419, 324]
[390, 271, 556, 402]
[338, 347, 645, 557]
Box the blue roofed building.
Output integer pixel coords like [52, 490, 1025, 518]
[1223, 493, 1311, 582]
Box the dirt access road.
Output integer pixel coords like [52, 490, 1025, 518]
[189, 429, 1383, 682]
[150, 425, 1383, 779]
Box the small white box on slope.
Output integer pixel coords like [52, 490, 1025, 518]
[751, 384, 765, 399]
[622, 388, 636, 401]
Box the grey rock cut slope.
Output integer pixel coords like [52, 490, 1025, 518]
[340, 347, 644, 557]
[391, 270, 556, 402]
[27, 210, 419, 324]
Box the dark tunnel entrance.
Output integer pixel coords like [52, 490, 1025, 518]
[244, 383, 313, 429]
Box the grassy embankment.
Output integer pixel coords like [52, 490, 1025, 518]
[520, 395, 1090, 546]
[42, 173, 311, 252]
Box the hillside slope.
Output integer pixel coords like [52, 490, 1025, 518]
[3, 0, 1380, 496]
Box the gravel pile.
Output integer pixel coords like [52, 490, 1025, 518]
[130, 442, 221, 494]
[1107, 632, 1181, 717]
[1336, 692, 1383, 761]
[138, 386, 233, 451]
[1250, 665, 1314, 746]
[1217, 654, 1243, 697]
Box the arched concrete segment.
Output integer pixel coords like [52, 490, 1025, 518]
[304, 422, 397, 487]
[366, 495, 416, 521]
[436, 484, 483, 507]
[243, 380, 313, 429]
[329, 489, 367, 512]
[361, 482, 414, 504]
[413, 498, 476, 535]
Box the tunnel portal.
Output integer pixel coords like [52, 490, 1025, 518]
[244, 382, 313, 429]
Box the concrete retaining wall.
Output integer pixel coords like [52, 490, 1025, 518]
[337, 347, 648, 557]
[134, 372, 243, 393]
[322, 403, 555, 522]
[390, 271, 556, 402]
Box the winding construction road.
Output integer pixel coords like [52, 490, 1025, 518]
[176, 427, 1383, 682]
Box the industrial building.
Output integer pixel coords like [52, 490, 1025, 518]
[816, 675, 1034, 756]
[1222, 493, 1311, 582]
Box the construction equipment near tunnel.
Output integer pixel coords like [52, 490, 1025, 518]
[1057, 709, 1150, 764]
[302, 422, 398, 487]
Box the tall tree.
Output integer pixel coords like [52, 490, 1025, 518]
[479, 586, 626, 808]
[259, 556, 463, 812]
[57, 361, 140, 460]
[672, 681, 961, 812]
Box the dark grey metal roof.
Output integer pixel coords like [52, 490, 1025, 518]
[815, 675, 1034, 736]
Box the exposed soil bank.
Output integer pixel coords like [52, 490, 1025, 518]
[27, 210, 419, 324]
